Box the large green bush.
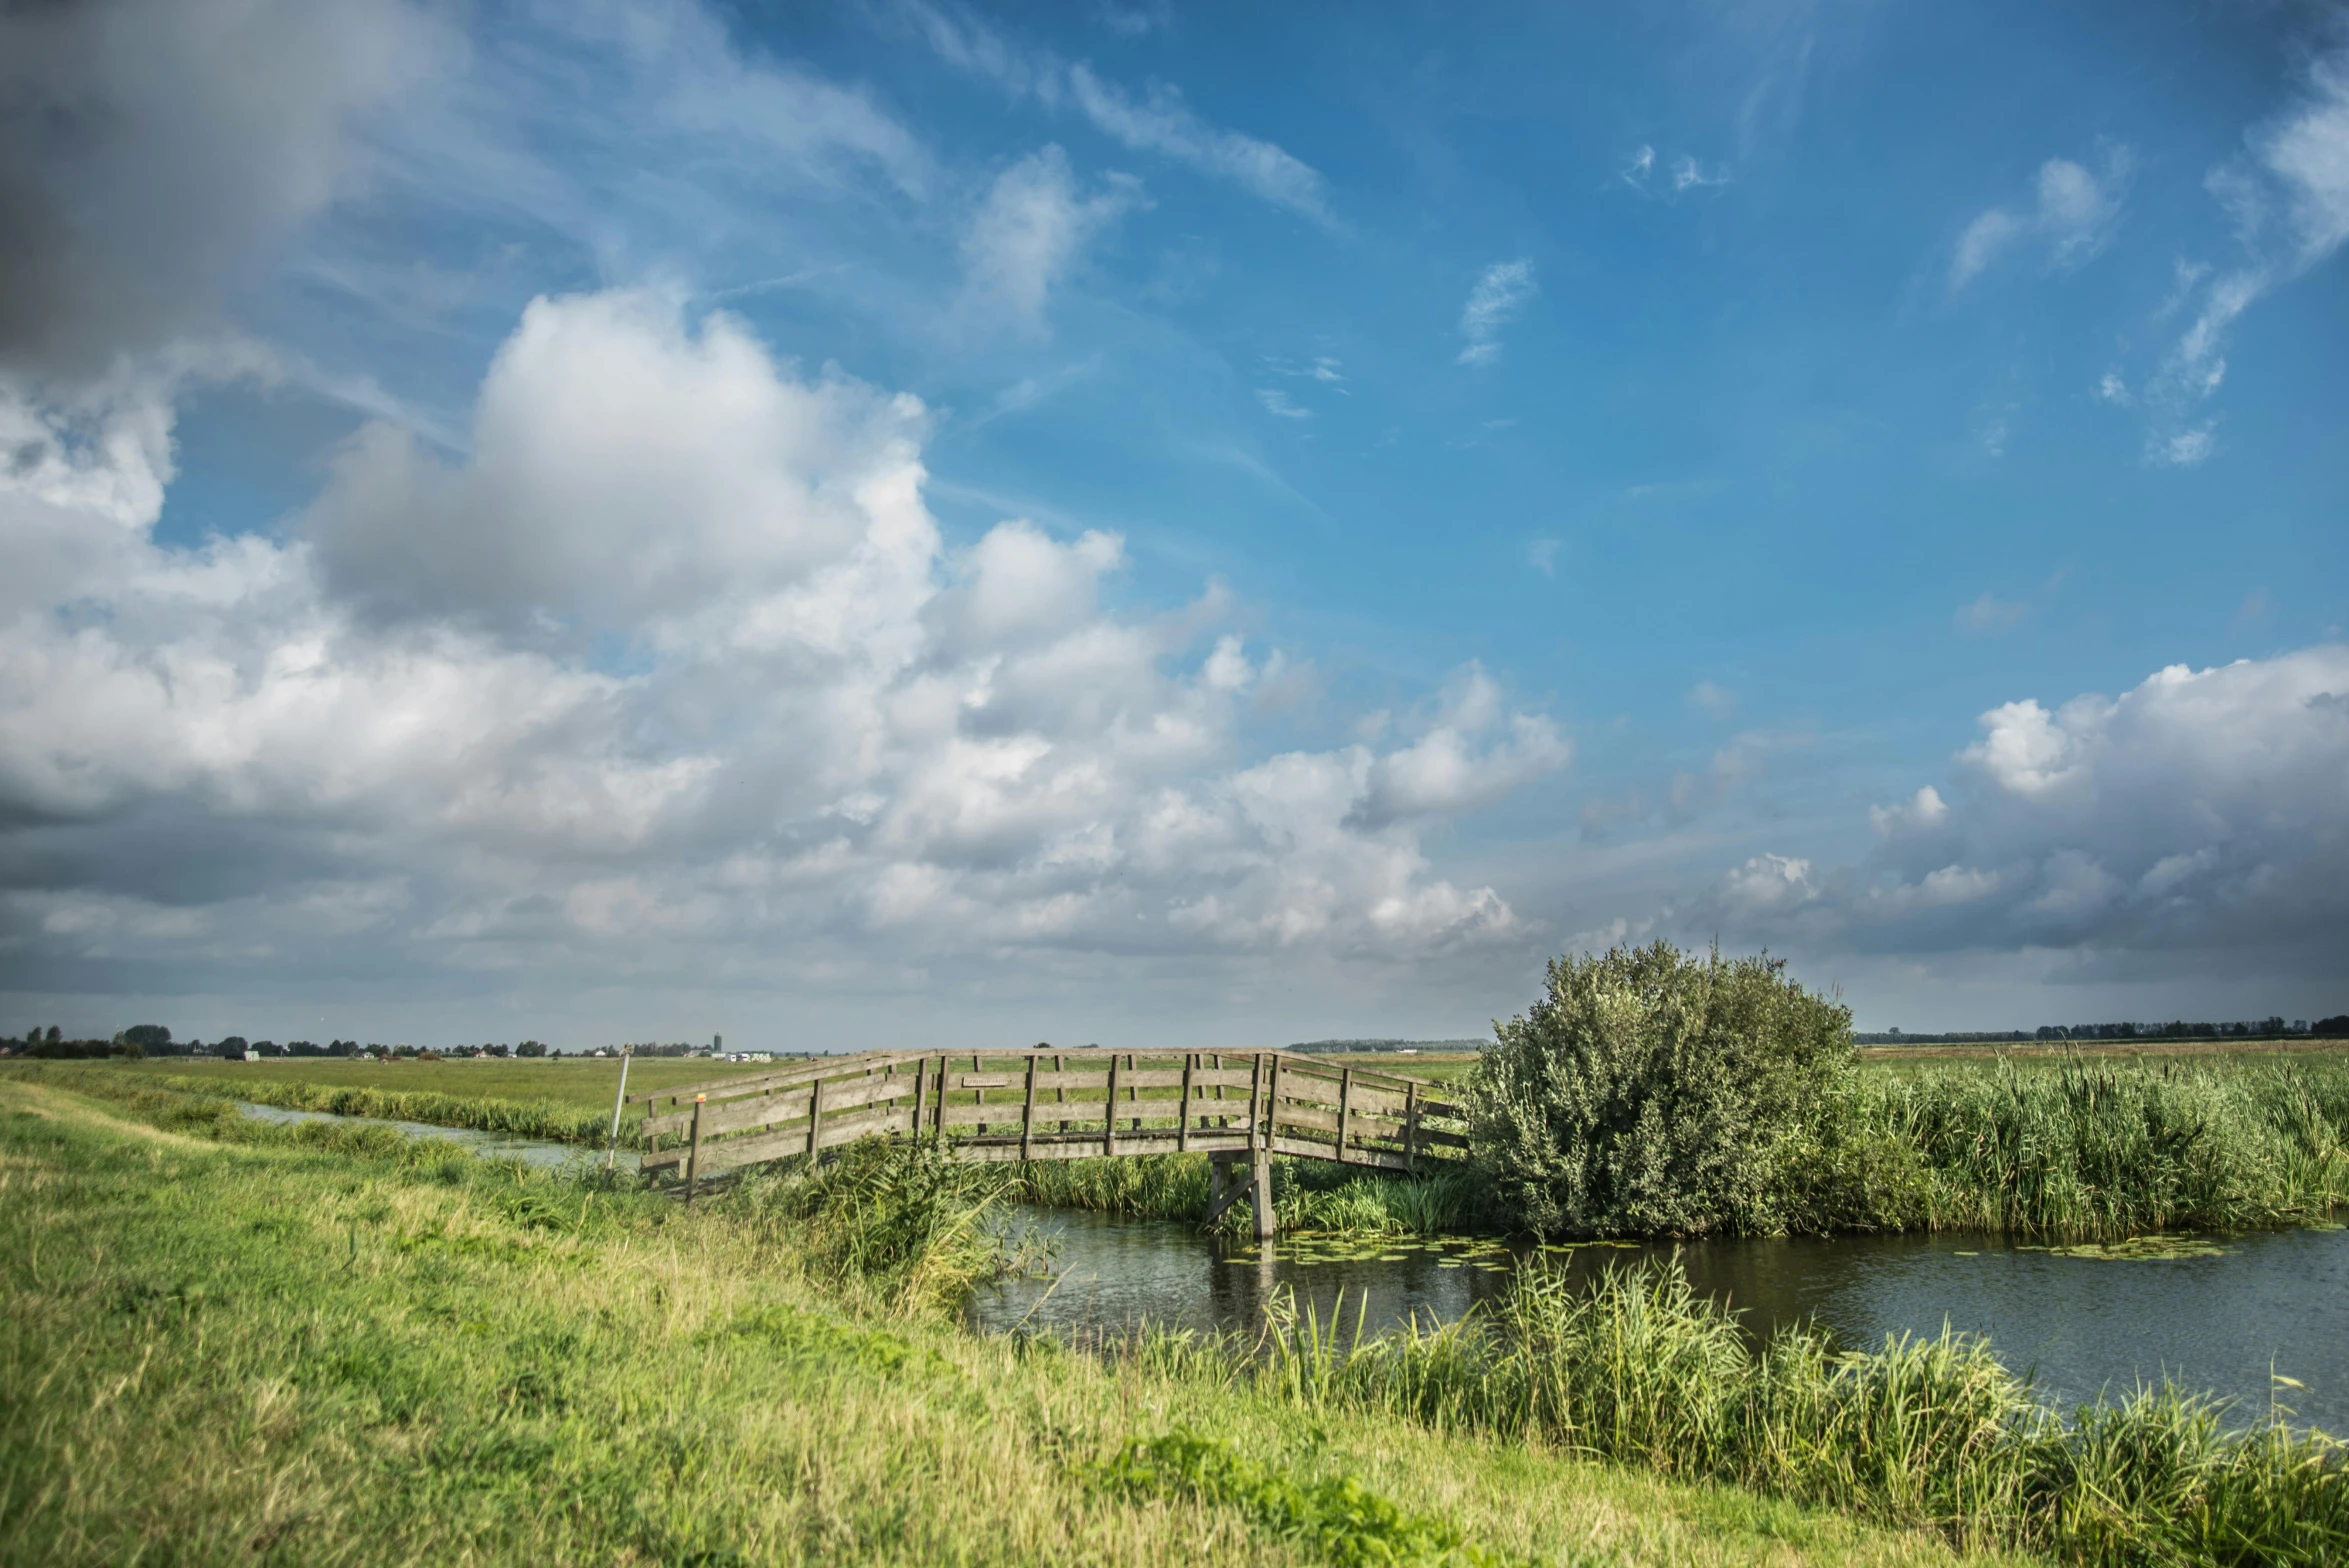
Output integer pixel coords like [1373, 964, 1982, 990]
[1469, 941, 1854, 1237]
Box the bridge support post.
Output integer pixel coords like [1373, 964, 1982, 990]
[1251, 1144, 1275, 1240]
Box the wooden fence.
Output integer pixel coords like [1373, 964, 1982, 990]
[633, 1048, 1468, 1237]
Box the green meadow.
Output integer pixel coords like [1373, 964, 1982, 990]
[2, 1069, 2053, 1568]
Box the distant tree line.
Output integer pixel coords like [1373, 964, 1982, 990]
[1289, 1038, 1488, 1054]
[0, 1027, 554, 1060]
[1856, 1015, 2349, 1046]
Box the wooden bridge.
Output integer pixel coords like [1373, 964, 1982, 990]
[634, 1048, 1468, 1238]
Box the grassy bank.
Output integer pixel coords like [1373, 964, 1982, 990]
[1226, 1263, 2348, 1566]
[39, 1051, 2349, 1246]
[19, 1059, 637, 1145]
[100, 1053, 764, 1118]
[0, 1072, 2033, 1568]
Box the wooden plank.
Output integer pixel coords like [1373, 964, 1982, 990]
[946, 1132, 1256, 1164]
[686, 1105, 919, 1174]
[1270, 1072, 1345, 1108]
[641, 1068, 920, 1137]
[1265, 1133, 1410, 1171]
[635, 1051, 909, 1106]
[813, 1103, 913, 1152]
[646, 1085, 811, 1140]
[957, 1073, 1015, 1090]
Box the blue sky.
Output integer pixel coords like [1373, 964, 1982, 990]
[3, 0, 2346, 1048]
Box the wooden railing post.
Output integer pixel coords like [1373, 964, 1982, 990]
[1104, 1052, 1121, 1157]
[685, 1094, 706, 1206]
[1251, 1140, 1275, 1241]
[1020, 1055, 1039, 1160]
[1177, 1052, 1194, 1152]
[934, 1054, 949, 1146]
[972, 1052, 987, 1136]
[806, 1076, 825, 1157]
[1404, 1080, 1419, 1174]
[1265, 1053, 1283, 1147]
[912, 1056, 929, 1143]
[1245, 1053, 1265, 1150]
[1336, 1065, 1353, 1164]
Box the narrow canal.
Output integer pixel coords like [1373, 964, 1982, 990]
[233, 1101, 2348, 1433]
[973, 1207, 2349, 1433]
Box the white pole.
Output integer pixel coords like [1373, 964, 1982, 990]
[605, 1045, 633, 1171]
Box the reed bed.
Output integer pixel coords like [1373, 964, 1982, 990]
[1214, 1260, 2349, 1565]
[1007, 1151, 1488, 1238]
[1817, 1058, 2349, 1241]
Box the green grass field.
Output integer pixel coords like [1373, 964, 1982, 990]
[0, 1072, 2038, 1568]
[106, 1052, 763, 1110]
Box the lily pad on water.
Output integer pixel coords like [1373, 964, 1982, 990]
[2025, 1235, 2230, 1261]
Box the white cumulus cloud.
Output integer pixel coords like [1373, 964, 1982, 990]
[0, 289, 1572, 1010]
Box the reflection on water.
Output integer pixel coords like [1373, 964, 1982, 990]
[973, 1208, 2349, 1432]
[236, 1101, 581, 1170]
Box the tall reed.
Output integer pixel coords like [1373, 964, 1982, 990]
[1821, 1058, 2349, 1241]
[1246, 1259, 2349, 1565]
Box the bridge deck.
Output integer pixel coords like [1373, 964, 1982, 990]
[631, 1048, 1468, 1235]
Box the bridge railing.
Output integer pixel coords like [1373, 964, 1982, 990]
[635, 1049, 1469, 1186]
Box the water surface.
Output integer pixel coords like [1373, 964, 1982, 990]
[974, 1208, 2349, 1432]
[236, 1101, 582, 1169]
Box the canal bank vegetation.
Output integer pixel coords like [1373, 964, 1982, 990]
[1468, 942, 2349, 1243]
[1220, 1259, 2349, 1567]
[4, 1071, 2033, 1568]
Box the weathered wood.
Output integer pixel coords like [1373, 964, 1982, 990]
[638, 1044, 1460, 1184]
[1246, 1053, 1265, 1150]
[1177, 1053, 1194, 1153]
[1020, 1056, 1038, 1160]
[642, 1070, 919, 1139]
[1103, 1052, 1120, 1157]
[1251, 1142, 1275, 1239]
[1336, 1065, 1353, 1162]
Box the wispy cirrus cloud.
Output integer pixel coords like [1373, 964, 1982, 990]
[892, 0, 1333, 223]
[959, 145, 1145, 330]
[1457, 259, 1536, 367]
[1618, 144, 1730, 195]
[2137, 52, 2349, 466]
[1947, 146, 2132, 292]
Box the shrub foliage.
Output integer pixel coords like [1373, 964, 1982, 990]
[1470, 941, 1854, 1237]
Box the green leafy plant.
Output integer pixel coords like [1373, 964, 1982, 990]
[1470, 941, 1854, 1237]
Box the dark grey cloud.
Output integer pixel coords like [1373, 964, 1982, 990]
[1684, 648, 2349, 979]
[0, 0, 444, 380]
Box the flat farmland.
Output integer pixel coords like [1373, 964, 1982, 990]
[106, 1054, 775, 1110]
